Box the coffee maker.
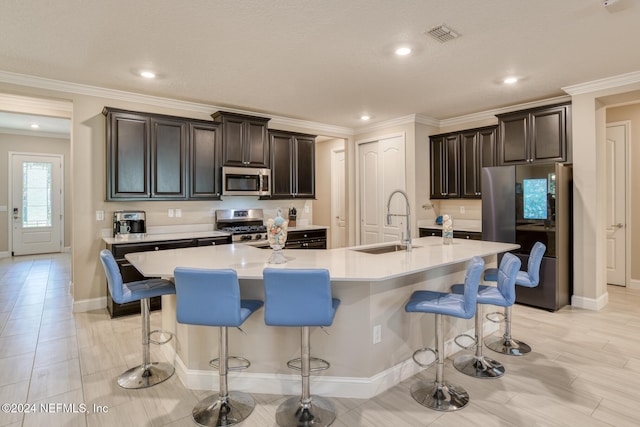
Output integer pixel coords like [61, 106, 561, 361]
[113, 211, 146, 237]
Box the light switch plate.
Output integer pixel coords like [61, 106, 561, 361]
[175, 208, 182, 218]
[96, 210, 104, 221]
[168, 208, 174, 218]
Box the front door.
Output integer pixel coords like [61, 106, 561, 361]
[11, 153, 63, 256]
[605, 123, 627, 286]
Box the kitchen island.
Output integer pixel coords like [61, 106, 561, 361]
[126, 237, 518, 398]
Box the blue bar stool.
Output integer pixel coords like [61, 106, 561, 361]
[483, 242, 546, 356]
[174, 268, 263, 427]
[263, 268, 340, 427]
[450, 253, 521, 379]
[99, 249, 176, 389]
[405, 256, 484, 411]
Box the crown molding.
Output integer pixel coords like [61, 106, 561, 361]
[0, 91, 72, 117]
[356, 114, 439, 134]
[0, 71, 353, 136]
[562, 71, 640, 95]
[0, 127, 69, 139]
[439, 95, 572, 128]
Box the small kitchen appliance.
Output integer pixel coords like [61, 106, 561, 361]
[113, 210, 146, 237]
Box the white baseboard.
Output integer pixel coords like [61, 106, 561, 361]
[0, 251, 9, 259]
[166, 322, 500, 399]
[629, 279, 640, 290]
[73, 296, 107, 312]
[571, 292, 609, 311]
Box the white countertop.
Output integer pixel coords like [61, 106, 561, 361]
[103, 230, 230, 245]
[125, 236, 518, 281]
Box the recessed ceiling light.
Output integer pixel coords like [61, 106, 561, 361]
[503, 77, 518, 84]
[140, 71, 156, 79]
[30, 123, 40, 129]
[360, 115, 371, 121]
[395, 47, 412, 56]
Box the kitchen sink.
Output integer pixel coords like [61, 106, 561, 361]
[352, 244, 420, 254]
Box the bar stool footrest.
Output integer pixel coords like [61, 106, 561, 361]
[411, 347, 438, 368]
[286, 356, 330, 372]
[454, 333, 477, 350]
[485, 311, 506, 324]
[149, 329, 173, 346]
[209, 356, 251, 371]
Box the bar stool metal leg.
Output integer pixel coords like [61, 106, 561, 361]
[192, 326, 255, 427]
[410, 314, 470, 411]
[117, 298, 175, 389]
[275, 326, 336, 427]
[485, 306, 532, 356]
[453, 304, 505, 378]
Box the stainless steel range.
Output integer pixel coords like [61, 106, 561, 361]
[215, 209, 268, 243]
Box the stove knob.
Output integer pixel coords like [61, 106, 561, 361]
[241, 235, 250, 241]
[253, 234, 262, 240]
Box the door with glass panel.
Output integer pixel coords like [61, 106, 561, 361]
[11, 153, 63, 256]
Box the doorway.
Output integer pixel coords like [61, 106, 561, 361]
[10, 152, 64, 256]
[357, 133, 406, 245]
[604, 122, 629, 286]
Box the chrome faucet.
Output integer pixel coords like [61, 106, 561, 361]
[386, 189, 412, 251]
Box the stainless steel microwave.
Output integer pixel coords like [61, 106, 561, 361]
[222, 167, 271, 196]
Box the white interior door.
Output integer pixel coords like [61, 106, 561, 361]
[358, 135, 405, 245]
[331, 149, 346, 248]
[11, 153, 63, 256]
[359, 141, 381, 245]
[605, 123, 627, 286]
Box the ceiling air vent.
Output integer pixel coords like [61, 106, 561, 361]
[425, 24, 459, 42]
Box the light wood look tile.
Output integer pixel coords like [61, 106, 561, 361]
[1, 253, 640, 426]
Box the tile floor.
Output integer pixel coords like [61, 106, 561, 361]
[1, 253, 639, 426]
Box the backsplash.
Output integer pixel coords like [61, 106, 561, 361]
[432, 199, 482, 221]
[99, 198, 313, 238]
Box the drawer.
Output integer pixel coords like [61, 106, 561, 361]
[453, 231, 482, 240]
[196, 236, 231, 246]
[287, 229, 326, 240]
[111, 239, 196, 257]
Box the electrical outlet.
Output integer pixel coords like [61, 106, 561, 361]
[460, 206, 465, 214]
[373, 325, 382, 344]
[96, 210, 104, 221]
[168, 208, 174, 218]
[175, 208, 182, 218]
[304, 204, 310, 213]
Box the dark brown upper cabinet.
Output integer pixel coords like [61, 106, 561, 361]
[105, 109, 150, 199]
[189, 121, 222, 199]
[104, 107, 221, 201]
[151, 117, 187, 199]
[269, 130, 316, 199]
[211, 111, 270, 168]
[460, 126, 496, 198]
[497, 103, 571, 165]
[430, 134, 460, 199]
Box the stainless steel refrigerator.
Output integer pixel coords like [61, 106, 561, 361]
[482, 163, 572, 311]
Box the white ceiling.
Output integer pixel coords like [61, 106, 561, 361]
[1, 0, 639, 132]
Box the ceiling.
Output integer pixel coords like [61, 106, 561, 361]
[1, 0, 640, 132]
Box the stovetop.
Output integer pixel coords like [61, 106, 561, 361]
[215, 208, 267, 242]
